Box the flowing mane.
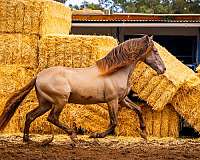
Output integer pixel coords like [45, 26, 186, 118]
[96, 35, 151, 75]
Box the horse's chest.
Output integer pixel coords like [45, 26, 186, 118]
[104, 78, 128, 101]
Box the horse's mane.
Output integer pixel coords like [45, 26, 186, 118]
[96, 35, 150, 75]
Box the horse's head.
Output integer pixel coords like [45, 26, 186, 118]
[141, 36, 166, 74]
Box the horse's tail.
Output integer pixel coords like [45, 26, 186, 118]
[0, 77, 36, 130]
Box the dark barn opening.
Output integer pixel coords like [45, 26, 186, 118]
[153, 35, 197, 68]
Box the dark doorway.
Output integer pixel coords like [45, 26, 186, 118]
[179, 117, 200, 138]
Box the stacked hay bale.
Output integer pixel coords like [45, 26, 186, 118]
[0, 65, 36, 133]
[72, 9, 104, 15]
[131, 42, 196, 111]
[131, 43, 200, 136]
[0, 0, 71, 67]
[0, 0, 71, 133]
[38, 35, 117, 69]
[0, 0, 181, 138]
[0, 0, 71, 35]
[171, 75, 200, 132]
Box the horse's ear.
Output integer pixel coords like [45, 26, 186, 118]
[144, 35, 153, 43]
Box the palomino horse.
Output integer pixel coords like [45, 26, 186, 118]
[0, 35, 166, 143]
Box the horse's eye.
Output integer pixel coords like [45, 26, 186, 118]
[153, 48, 157, 52]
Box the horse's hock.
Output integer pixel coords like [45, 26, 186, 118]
[0, 0, 199, 138]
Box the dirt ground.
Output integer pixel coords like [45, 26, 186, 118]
[0, 134, 199, 160]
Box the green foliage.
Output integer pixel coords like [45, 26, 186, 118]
[65, 0, 200, 13]
[54, 0, 67, 3]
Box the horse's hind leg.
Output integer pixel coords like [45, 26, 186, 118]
[47, 97, 77, 141]
[23, 100, 52, 142]
[90, 99, 119, 138]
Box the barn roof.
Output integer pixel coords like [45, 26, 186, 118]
[72, 13, 200, 23]
[72, 14, 200, 28]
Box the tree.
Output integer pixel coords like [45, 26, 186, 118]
[67, 0, 200, 14]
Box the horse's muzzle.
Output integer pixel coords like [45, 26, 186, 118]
[158, 67, 166, 74]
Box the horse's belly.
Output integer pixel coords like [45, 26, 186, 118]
[68, 92, 105, 104]
[67, 79, 105, 104]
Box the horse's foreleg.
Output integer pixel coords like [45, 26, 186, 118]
[47, 104, 77, 141]
[90, 99, 119, 138]
[23, 103, 52, 143]
[121, 97, 147, 139]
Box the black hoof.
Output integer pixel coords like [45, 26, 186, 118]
[23, 135, 29, 143]
[140, 131, 147, 140]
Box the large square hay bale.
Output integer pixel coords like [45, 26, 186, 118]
[131, 42, 195, 111]
[0, 33, 39, 68]
[0, 0, 71, 35]
[0, 65, 36, 133]
[38, 35, 118, 69]
[171, 76, 200, 132]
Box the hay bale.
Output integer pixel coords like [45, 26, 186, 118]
[196, 65, 200, 73]
[72, 9, 104, 15]
[0, 0, 71, 35]
[0, 65, 36, 133]
[131, 42, 195, 111]
[196, 65, 200, 78]
[39, 35, 118, 69]
[143, 104, 179, 138]
[171, 76, 200, 132]
[0, 33, 39, 67]
[167, 105, 179, 137]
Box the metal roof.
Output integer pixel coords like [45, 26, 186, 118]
[72, 14, 200, 23]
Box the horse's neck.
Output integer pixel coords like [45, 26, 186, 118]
[122, 64, 135, 81]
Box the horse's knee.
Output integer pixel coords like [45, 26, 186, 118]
[47, 115, 55, 124]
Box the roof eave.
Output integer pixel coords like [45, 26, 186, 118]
[72, 22, 200, 28]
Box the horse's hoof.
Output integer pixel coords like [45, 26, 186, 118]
[70, 132, 78, 144]
[40, 136, 54, 146]
[23, 135, 29, 143]
[140, 131, 147, 140]
[70, 132, 77, 139]
[89, 133, 103, 138]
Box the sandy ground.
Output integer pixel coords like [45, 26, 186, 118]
[0, 134, 199, 160]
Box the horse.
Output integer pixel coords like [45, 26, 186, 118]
[0, 35, 166, 143]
